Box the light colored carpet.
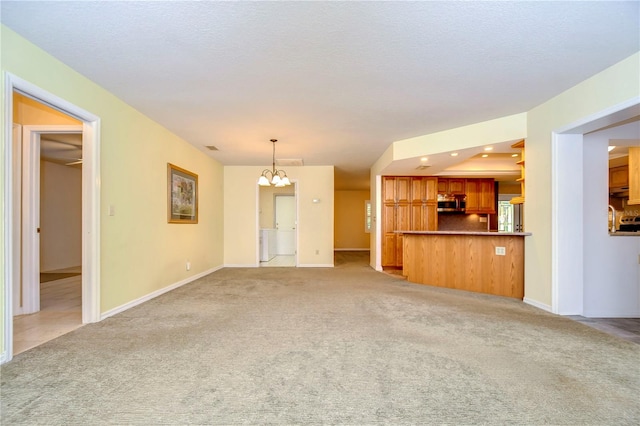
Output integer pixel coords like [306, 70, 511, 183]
[2, 252, 639, 425]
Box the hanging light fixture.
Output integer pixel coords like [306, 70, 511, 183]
[258, 139, 291, 187]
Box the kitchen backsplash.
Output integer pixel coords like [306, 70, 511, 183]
[438, 214, 489, 231]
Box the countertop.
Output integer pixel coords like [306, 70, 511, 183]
[609, 231, 640, 236]
[396, 230, 532, 236]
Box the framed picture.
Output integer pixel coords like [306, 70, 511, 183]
[167, 163, 198, 224]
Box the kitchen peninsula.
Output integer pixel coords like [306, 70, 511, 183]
[399, 230, 531, 299]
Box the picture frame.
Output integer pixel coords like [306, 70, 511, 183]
[167, 163, 198, 224]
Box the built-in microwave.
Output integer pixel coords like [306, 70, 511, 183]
[437, 193, 466, 213]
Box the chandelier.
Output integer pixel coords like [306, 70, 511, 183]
[258, 139, 291, 187]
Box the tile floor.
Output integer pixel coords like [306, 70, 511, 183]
[567, 316, 640, 344]
[13, 274, 83, 355]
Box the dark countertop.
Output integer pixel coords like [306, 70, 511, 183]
[396, 230, 532, 236]
[609, 232, 640, 236]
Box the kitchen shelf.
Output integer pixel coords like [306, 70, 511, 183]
[510, 140, 525, 206]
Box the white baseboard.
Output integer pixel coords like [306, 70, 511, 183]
[523, 297, 552, 313]
[224, 264, 258, 268]
[101, 265, 222, 320]
[298, 264, 334, 268]
[334, 248, 370, 251]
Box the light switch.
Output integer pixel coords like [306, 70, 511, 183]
[495, 247, 506, 256]
[108, 205, 115, 216]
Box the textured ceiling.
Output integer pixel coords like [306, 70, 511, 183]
[2, 1, 639, 189]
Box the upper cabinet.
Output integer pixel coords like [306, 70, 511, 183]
[628, 147, 640, 205]
[383, 176, 411, 203]
[465, 178, 496, 214]
[437, 178, 465, 195]
[609, 165, 629, 194]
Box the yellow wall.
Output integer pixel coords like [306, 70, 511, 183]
[334, 190, 370, 250]
[524, 51, 640, 307]
[13, 92, 81, 125]
[1, 25, 225, 359]
[224, 166, 334, 266]
[393, 113, 527, 161]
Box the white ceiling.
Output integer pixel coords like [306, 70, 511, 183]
[2, 1, 639, 189]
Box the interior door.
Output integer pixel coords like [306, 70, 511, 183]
[275, 195, 296, 256]
[12, 124, 23, 315]
[22, 128, 41, 314]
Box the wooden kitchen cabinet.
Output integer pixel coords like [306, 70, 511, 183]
[437, 178, 465, 194]
[465, 178, 496, 214]
[382, 176, 437, 268]
[609, 165, 629, 190]
[629, 147, 640, 205]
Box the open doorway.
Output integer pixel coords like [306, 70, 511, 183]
[13, 124, 83, 355]
[2, 74, 101, 364]
[552, 100, 639, 318]
[258, 183, 297, 267]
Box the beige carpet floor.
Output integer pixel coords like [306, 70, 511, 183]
[2, 252, 639, 425]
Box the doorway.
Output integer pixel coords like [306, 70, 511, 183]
[12, 126, 83, 355]
[258, 183, 297, 267]
[2, 74, 101, 364]
[552, 100, 640, 317]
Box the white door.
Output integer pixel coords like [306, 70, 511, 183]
[275, 195, 296, 255]
[21, 127, 42, 314]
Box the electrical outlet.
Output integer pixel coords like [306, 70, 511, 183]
[186, 261, 191, 271]
[315, 249, 319, 255]
[495, 247, 506, 256]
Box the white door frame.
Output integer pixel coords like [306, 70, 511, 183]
[18, 125, 84, 316]
[256, 181, 299, 266]
[2, 73, 101, 364]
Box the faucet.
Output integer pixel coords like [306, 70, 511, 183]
[608, 205, 616, 233]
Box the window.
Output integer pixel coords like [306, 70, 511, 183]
[365, 200, 372, 233]
[497, 201, 514, 232]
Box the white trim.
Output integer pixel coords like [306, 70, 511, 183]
[10, 124, 22, 316]
[334, 248, 370, 251]
[523, 297, 553, 313]
[2, 73, 101, 364]
[2, 74, 15, 363]
[554, 96, 640, 135]
[298, 264, 334, 268]
[101, 266, 222, 320]
[374, 175, 382, 270]
[224, 264, 259, 268]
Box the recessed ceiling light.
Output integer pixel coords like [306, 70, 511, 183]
[420, 157, 428, 162]
[608, 146, 616, 152]
[482, 154, 489, 158]
[484, 147, 493, 151]
[512, 153, 518, 157]
[450, 152, 459, 157]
